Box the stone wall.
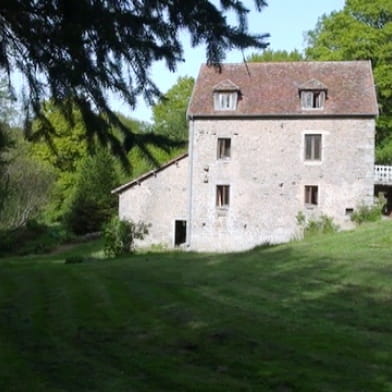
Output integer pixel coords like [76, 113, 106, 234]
[188, 117, 375, 252]
[118, 156, 188, 248]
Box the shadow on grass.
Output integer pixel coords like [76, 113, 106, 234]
[0, 226, 392, 390]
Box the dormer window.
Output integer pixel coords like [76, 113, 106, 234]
[301, 90, 326, 109]
[299, 79, 328, 110]
[214, 92, 237, 110]
[213, 79, 240, 111]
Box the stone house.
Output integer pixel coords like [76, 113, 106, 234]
[113, 61, 378, 252]
[112, 153, 189, 248]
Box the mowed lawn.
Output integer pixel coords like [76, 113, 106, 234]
[1, 222, 392, 391]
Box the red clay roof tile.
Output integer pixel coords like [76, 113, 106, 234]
[187, 61, 378, 117]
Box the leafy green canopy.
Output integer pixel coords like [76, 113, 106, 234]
[305, 0, 392, 162]
[0, 132, 55, 230]
[0, 76, 17, 213]
[0, 0, 269, 158]
[0, 76, 17, 125]
[152, 76, 195, 142]
[28, 105, 184, 223]
[247, 49, 304, 62]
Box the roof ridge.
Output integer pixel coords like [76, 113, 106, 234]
[201, 60, 372, 67]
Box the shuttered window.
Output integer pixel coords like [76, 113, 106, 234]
[217, 138, 231, 159]
[214, 92, 237, 110]
[305, 134, 322, 161]
[216, 185, 230, 208]
[301, 90, 325, 109]
[304, 185, 318, 206]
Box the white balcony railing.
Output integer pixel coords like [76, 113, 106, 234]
[375, 165, 392, 184]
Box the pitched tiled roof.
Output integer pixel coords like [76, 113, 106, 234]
[112, 153, 188, 194]
[187, 61, 378, 118]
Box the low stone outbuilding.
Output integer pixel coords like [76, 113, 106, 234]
[114, 61, 379, 252]
[112, 153, 188, 248]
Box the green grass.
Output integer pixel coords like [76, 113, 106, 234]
[1, 222, 392, 391]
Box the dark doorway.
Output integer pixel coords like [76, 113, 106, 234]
[375, 185, 392, 216]
[174, 220, 187, 246]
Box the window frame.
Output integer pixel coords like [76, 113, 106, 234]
[216, 185, 230, 208]
[217, 137, 231, 160]
[304, 133, 322, 161]
[301, 90, 325, 109]
[304, 185, 319, 206]
[214, 92, 237, 111]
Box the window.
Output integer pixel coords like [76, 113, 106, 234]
[305, 134, 322, 161]
[216, 185, 230, 208]
[345, 208, 354, 216]
[301, 90, 325, 109]
[304, 185, 318, 206]
[214, 92, 237, 110]
[217, 138, 231, 159]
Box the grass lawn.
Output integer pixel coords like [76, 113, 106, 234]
[1, 221, 392, 391]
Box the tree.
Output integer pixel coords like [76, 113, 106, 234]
[64, 148, 119, 235]
[114, 112, 187, 181]
[152, 76, 194, 142]
[0, 124, 12, 214]
[305, 0, 392, 162]
[0, 0, 269, 157]
[0, 75, 17, 161]
[247, 49, 304, 62]
[0, 76, 18, 214]
[29, 105, 183, 221]
[29, 103, 91, 220]
[0, 130, 55, 229]
[31, 102, 89, 173]
[0, 76, 17, 125]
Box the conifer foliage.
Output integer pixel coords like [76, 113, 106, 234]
[0, 0, 269, 152]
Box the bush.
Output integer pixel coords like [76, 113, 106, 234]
[103, 217, 149, 257]
[351, 200, 383, 225]
[305, 215, 339, 236]
[296, 212, 339, 238]
[0, 221, 71, 256]
[64, 255, 85, 264]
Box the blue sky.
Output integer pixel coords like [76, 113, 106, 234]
[115, 0, 345, 122]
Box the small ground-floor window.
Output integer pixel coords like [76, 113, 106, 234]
[216, 185, 230, 208]
[305, 185, 318, 206]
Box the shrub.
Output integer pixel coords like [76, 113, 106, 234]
[351, 199, 383, 225]
[64, 255, 85, 264]
[296, 211, 306, 226]
[305, 215, 339, 236]
[0, 222, 71, 256]
[296, 212, 339, 238]
[103, 217, 149, 257]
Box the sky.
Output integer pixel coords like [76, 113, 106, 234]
[114, 0, 346, 122]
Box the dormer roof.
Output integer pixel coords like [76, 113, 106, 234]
[298, 79, 328, 91]
[213, 79, 240, 91]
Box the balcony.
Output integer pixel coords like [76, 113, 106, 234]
[375, 165, 392, 185]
